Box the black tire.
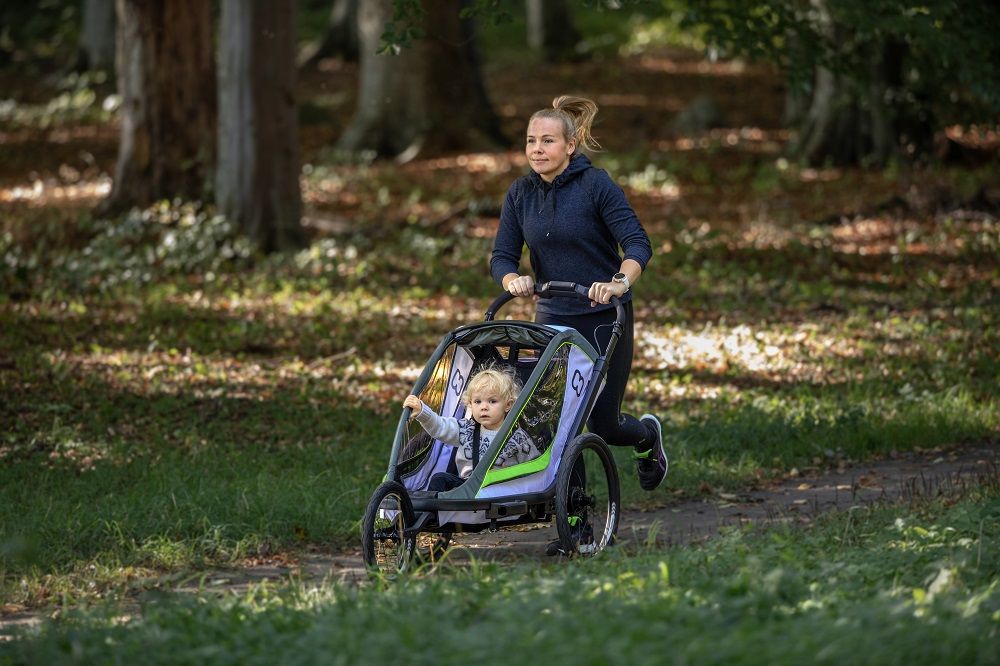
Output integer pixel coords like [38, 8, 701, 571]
[555, 433, 620, 557]
[361, 480, 416, 575]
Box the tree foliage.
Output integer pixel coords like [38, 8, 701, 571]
[679, 0, 1000, 162]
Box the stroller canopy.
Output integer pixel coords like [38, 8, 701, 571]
[394, 320, 603, 502]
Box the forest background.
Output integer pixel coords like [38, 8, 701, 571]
[0, 0, 998, 662]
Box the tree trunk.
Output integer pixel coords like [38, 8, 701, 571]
[79, 0, 116, 73]
[788, 1, 931, 167]
[102, 0, 215, 213]
[337, 0, 506, 160]
[525, 0, 580, 63]
[217, 0, 305, 253]
[301, 0, 360, 67]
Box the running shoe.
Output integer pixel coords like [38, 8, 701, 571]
[635, 414, 669, 491]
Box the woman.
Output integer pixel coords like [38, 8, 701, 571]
[490, 95, 668, 499]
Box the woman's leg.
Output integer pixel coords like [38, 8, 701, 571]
[536, 303, 652, 450]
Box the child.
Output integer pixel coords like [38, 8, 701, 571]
[403, 366, 539, 492]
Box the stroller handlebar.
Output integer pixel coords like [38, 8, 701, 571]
[484, 281, 625, 325]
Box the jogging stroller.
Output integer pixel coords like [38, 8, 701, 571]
[361, 281, 624, 573]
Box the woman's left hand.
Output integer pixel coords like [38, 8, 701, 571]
[588, 281, 628, 306]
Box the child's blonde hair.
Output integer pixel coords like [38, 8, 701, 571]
[463, 365, 520, 406]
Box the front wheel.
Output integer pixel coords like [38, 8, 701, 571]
[555, 433, 620, 557]
[361, 480, 416, 575]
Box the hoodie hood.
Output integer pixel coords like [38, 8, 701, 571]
[529, 153, 593, 189]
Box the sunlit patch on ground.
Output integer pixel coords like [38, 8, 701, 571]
[656, 127, 790, 153]
[636, 322, 862, 384]
[40, 347, 423, 417]
[631, 54, 751, 76]
[0, 175, 111, 204]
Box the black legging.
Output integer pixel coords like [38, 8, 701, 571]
[536, 301, 650, 449]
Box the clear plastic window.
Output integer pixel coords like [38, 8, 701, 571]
[490, 345, 569, 470]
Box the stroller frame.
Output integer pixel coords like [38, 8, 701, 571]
[361, 282, 626, 571]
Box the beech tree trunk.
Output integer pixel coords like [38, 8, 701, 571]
[526, 0, 581, 63]
[217, 0, 305, 252]
[79, 0, 116, 73]
[788, 1, 932, 166]
[102, 0, 215, 213]
[337, 0, 506, 160]
[301, 0, 360, 66]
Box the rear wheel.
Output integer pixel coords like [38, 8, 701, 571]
[555, 433, 619, 557]
[361, 481, 416, 575]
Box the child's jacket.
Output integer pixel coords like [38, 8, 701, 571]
[415, 404, 539, 478]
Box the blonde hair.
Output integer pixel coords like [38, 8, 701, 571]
[529, 95, 602, 152]
[463, 365, 520, 406]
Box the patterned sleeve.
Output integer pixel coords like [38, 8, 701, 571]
[495, 429, 540, 468]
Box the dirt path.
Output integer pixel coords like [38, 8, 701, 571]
[305, 442, 1000, 584]
[3, 442, 997, 639]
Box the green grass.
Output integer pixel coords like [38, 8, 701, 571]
[2, 57, 998, 615]
[2, 161, 998, 606]
[3, 483, 998, 664]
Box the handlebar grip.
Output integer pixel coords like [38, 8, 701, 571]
[485, 281, 624, 322]
[534, 280, 591, 302]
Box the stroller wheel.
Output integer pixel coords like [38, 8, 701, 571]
[361, 480, 416, 576]
[555, 433, 620, 557]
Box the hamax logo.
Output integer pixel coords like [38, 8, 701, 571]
[450, 368, 465, 396]
[571, 369, 586, 397]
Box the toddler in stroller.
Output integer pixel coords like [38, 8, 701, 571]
[402, 365, 540, 492]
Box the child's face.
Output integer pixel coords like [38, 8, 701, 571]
[467, 390, 513, 430]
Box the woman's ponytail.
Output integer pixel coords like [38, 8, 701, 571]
[528, 95, 602, 152]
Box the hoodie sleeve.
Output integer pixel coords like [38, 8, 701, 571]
[591, 170, 653, 269]
[414, 404, 461, 446]
[490, 180, 526, 286]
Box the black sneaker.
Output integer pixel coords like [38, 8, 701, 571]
[545, 539, 566, 557]
[635, 414, 668, 491]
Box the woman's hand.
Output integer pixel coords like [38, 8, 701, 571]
[506, 274, 535, 298]
[588, 280, 628, 306]
[403, 395, 423, 415]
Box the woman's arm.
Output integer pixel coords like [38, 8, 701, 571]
[490, 182, 527, 287]
[588, 259, 642, 305]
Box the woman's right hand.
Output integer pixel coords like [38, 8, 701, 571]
[506, 274, 535, 298]
[403, 395, 423, 414]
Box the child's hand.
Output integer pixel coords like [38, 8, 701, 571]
[403, 395, 423, 414]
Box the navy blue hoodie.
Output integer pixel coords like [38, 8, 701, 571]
[490, 154, 653, 316]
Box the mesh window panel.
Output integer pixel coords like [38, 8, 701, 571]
[500, 344, 569, 465]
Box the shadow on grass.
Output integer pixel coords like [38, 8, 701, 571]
[1, 355, 398, 581]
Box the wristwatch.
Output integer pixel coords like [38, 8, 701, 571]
[612, 272, 630, 291]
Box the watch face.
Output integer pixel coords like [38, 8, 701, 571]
[613, 273, 626, 281]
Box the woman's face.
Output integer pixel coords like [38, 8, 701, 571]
[526, 117, 576, 182]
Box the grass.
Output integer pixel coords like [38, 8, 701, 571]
[1, 31, 998, 638]
[3, 480, 998, 664]
[2, 154, 998, 606]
